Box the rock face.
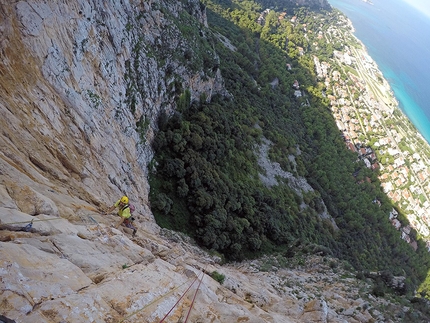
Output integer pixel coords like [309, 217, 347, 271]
[0, 1, 425, 322]
[0, 0, 227, 219]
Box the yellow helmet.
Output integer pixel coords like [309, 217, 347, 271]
[120, 196, 129, 204]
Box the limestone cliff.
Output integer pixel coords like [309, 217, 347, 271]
[0, 1, 425, 322]
[0, 0, 227, 219]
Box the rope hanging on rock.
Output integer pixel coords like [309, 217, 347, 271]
[184, 270, 205, 323]
[117, 275, 197, 323]
[0, 217, 63, 226]
[158, 271, 201, 323]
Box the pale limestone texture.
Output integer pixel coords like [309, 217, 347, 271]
[0, 0, 414, 322]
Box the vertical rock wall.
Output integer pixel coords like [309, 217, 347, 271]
[0, 0, 225, 216]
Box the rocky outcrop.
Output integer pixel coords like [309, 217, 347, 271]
[0, 0, 226, 219]
[257, 138, 339, 230]
[0, 213, 414, 322]
[0, 0, 426, 322]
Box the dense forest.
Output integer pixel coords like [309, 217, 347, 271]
[148, 0, 430, 296]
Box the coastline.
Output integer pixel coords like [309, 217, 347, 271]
[327, 0, 430, 146]
[344, 20, 430, 147]
[321, 9, 430, 245]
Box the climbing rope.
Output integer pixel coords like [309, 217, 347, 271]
[118, 275, 197, 323]
[88, 215, 100, 223]
[0, 214, 110, 237]
[0, 217, 63, 226]
[158, 271, 201, 323]
[159, 265, 208, 323]
[84, 214, 116, 243]
[0, 214, 105, 228]
[184, 270, 205, 323]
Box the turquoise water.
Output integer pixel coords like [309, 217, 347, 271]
[327, 0, 430, 143]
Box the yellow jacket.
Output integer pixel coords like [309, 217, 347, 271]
[114, 200, 132, 219]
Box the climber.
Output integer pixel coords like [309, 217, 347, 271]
[103, 195, 137, 237]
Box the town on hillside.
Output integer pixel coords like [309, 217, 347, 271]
[258, 8, 430, 251]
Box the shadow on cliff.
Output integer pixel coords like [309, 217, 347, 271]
[149, 0, 430, 297]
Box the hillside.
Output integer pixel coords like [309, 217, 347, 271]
[1, 0, 430, 322]
[149, 0, 430, 289]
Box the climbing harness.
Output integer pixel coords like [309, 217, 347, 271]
[123, 218, 137, 237]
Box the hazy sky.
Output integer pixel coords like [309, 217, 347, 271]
[402, 0, 430, 17]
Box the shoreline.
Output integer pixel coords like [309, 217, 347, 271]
[328, 0, 430, 146]
[323, 8, 430, 243]
[343, 15, 430, 146]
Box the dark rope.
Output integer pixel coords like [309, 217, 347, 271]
[184, 270, 205, 323]
[0, 218, 62, 226]
[159, 272, 200, 323]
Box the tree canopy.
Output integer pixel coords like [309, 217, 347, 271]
[149, 0, 430, 296]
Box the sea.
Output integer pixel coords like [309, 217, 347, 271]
[327, 0, 430, 144]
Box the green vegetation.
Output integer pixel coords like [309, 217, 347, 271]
[210, 271, 226, 284]
[86, 90, 101, 109]
[148, 0, 430, 297]
[136, 115, 150, 142]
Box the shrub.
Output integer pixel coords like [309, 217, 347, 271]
[211, 271, 225, 284]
